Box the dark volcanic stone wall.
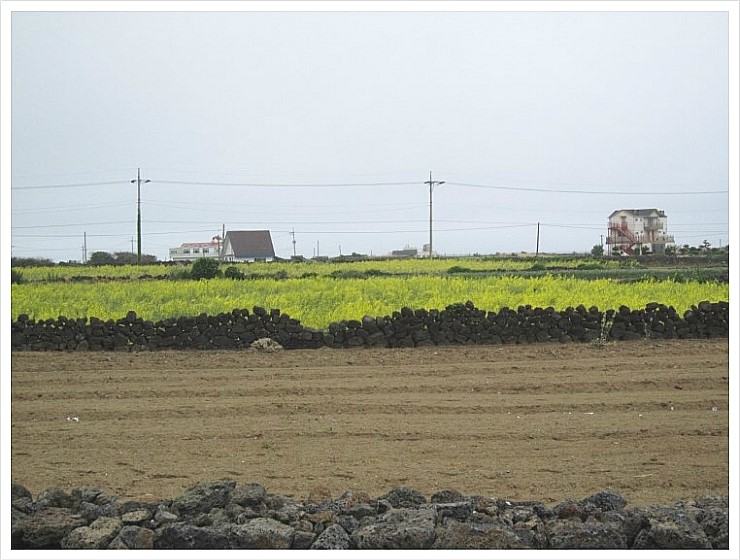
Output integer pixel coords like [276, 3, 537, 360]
[10, 300, 729, 352]
[10, 480, 729, 550]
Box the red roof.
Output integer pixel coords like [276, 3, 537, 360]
[181, 242, 219, 248]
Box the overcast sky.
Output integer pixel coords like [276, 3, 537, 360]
[7, 5, 733, 261]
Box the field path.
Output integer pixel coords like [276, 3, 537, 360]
[11, 339, 729, 506]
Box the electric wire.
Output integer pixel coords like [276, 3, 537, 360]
[12, 181, 129, 190]
[446, 181, 727, 195]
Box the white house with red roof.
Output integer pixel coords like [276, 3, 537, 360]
[169, 236, 222, 262]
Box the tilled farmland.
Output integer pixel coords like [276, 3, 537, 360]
[11, 339, 728, 509]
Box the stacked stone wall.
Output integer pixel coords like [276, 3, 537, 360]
[10, 301, 728, 352]
[10, 481, 729, 550]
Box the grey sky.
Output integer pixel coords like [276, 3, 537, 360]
[8, 6, 731, 261]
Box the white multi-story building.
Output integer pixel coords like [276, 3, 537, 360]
[169, 240, 221, 262]
[606, 209, 675, 256]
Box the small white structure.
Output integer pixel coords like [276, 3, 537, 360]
[606, 209, 675, 256]
[169, 238, 221, 262]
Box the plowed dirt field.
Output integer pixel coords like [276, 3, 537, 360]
[11, 339, 729, 506]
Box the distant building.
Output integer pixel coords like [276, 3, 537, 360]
[222, 230, 276, 262]
[391, 245, 418, 258]
[169, 238, 221, 262]
[606, 209, 675, 256]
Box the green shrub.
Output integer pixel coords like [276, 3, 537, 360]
[168, 267, 192, 280]
[447, 265, 473, 274]
[191, 258, 221, 280]
[576, 262, 603, 270]
[224, 266, 245, 280]
[11, 270, 24, 284]
[329, 270, 366, 279]
[364, 268, 390, 277]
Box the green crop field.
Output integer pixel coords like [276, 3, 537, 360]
[12, 257, 625, 283]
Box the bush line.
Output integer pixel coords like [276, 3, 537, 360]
[10, 300, 728, 352]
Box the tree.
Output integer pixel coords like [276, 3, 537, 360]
[664, 245, 676, 256]
[590, 244, 604, 258]
[113, 251, 157, 265]
[701, 240, 712, 252]
[11, 257, 54, 267]
[113, 252, 138, 265]
[88, 251, 116, 265]
[191, 257, 221, 280]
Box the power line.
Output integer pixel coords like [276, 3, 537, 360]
[13, 224, 535, 238]
[13, 218, 728, 233]
[11, 201, 131, 214]
[143, 200, 427, 215]
[11, 175, 727, 195]
[287, 224, 534, 235]
[152, 179, 420, 187]
[12, 221, 133, 229]
[13, 228, 219, 239]
[12, 181, 129, 190]
[446, 181, 727, 195]
[539, 223, 606, 231]
[441, 201, 728, 215]
[11, 168, 134, 179]
[12, 218, 550, 230]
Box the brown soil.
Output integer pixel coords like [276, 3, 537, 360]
[10, 339, 729, 507]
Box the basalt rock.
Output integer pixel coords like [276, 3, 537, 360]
[11, 301, 728, 351]
[10, 481, 729, 550]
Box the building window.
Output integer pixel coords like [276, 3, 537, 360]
[183, 249, 190, 254]
[203, 248, 209, 254]
[193, 248, 200, 253]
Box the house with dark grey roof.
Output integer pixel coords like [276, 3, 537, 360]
[222, 230, 276, 262]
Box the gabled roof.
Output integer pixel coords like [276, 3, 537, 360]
[609, 209, 666, 218]
[224, 230, 275, 258]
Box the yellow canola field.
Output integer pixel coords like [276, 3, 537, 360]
[11, 276, 729, 329]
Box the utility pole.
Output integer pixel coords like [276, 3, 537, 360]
[83, 231, 87, 264]
[291, 229, 297, 257]
[535, 222, 540, 258]
[424, 171, 445, 258]
[130, 168, 151, 265]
